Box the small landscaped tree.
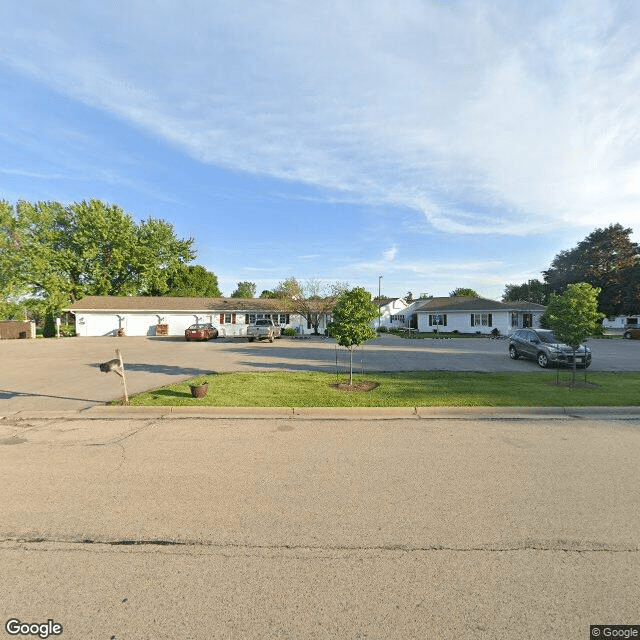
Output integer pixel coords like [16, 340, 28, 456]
[545, 282, 603, 382]
[327, 287, 378, 385]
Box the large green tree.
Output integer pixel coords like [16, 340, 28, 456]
[543, 224, 639, 317]
[0, 199, 195, 313]
[231, 281, 257, 298]
[150, 264, 221, 297]
[450, 287, 479, 297]
[327, 287, 378, 385]
[502, 279, 550, 305]
[545, 283, 603, 382]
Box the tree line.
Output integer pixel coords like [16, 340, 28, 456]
[0, 199, 223, 321]
[502, 223, 640, 318]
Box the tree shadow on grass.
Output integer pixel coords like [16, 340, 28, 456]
[147, 389, 191, 399]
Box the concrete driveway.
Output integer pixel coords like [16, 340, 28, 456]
[1, 334, 638, 412]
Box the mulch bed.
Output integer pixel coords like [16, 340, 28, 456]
[329, 381, 380, 392]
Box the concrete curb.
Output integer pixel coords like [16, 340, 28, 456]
[4, 405, 640, 421]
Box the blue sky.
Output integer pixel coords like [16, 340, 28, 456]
[1, 0, 639, 299]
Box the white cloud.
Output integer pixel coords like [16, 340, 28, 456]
[2, 0, 640, 237]
[383, 245, 398, 262]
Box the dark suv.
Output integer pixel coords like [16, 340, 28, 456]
[508, 329, 592, 368]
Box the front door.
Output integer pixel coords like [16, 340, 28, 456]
[523, 313, 533, 328]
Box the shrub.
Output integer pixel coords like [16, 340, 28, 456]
[491, 328, 500, 337]
[378, 326, 388, 333]
[42, 314, 56, 338]
[282, 327, 296, 337]
[59, 323, 76, 337]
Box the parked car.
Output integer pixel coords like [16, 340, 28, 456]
[246, 318, 282, 342]
[184, 323, 218, 341]
[623, 327, 640, 340]
[508, 329, 592, 368]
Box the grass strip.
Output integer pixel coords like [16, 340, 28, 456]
[125, 371, 640, 407]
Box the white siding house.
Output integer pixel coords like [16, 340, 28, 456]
[65, 296, 324, 337]
[413, 297, 546, 335]
[374, 297, 411, 329]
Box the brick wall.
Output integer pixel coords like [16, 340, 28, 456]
[0, 321, 35, 339]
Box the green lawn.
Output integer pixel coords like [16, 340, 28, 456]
[125, 371, 640, 407]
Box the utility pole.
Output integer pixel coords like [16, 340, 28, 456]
[378, 275, 383, 330]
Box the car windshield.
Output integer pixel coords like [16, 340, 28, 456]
[537, 330, 560, 344]
[188, 324, 205, 330]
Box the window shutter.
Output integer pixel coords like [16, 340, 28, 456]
[429, 315, 433, 326]
[220, 313, 224, 324]
[488, 313, 492, 327]
[470, 314, 474, 326]
[232, 313, 236, 324]
[245, 314, 249, 324]
[443, 314, 447, 326]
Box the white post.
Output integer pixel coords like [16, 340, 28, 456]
[116, 349, 129, 404]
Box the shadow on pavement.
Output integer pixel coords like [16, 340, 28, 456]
[88, 363, 214, 377]
[0, 389, 100, 402]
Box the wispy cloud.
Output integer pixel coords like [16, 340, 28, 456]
[383, 245, 398, 262]
[2, 0, 640, 238]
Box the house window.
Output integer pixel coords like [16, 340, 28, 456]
[390, 315, 405, 323]
[511, 312, 519, 327]
[278, 314, 289, 324]
[220, 313, 236, 324]
[471, 313, 492, 327]
[428, 314, 447, 326]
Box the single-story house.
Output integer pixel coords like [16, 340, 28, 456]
[412, 296, 546, 335]
[602, 314, 640, 330]
[374, 297, 410, 329]
[64, 296, 329, 337]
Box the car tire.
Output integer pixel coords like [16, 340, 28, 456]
[508, 346, 519, 360]
[248, 337, 255, 342]
[623, 331, 631, 339]
[537, 352, 549, 368]
[212, 329, 218, 339]
[185, 337, 191, 342]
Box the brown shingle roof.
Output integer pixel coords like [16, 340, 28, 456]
[64, 296, 293, 313]
[413, 296, 546, 312]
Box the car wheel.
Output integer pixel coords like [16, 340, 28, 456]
[248, 337, 255, 342]
[623, 331, 631, 339]
[185, 337, 191, 342]
[508, 346, 519, 360]
[211, 329, 218, 339]
[537, 352, 549, 368]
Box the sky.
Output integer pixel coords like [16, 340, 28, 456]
[1, 0, 639, 300]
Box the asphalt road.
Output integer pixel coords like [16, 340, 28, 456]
[1, 334, 639, 412]
[1, 410, 639, 639]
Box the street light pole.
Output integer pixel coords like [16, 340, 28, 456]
[378, 275, 383, 330]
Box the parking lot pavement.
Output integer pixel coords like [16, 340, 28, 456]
[1, 334, 638, 412]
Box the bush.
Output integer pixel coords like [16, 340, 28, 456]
[59, 323, 76, 337]
[282, 328, 296, 337]
[42, 314, 56, 338]
[378, 326, 388, 333]
[491, 328, 500, 337]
